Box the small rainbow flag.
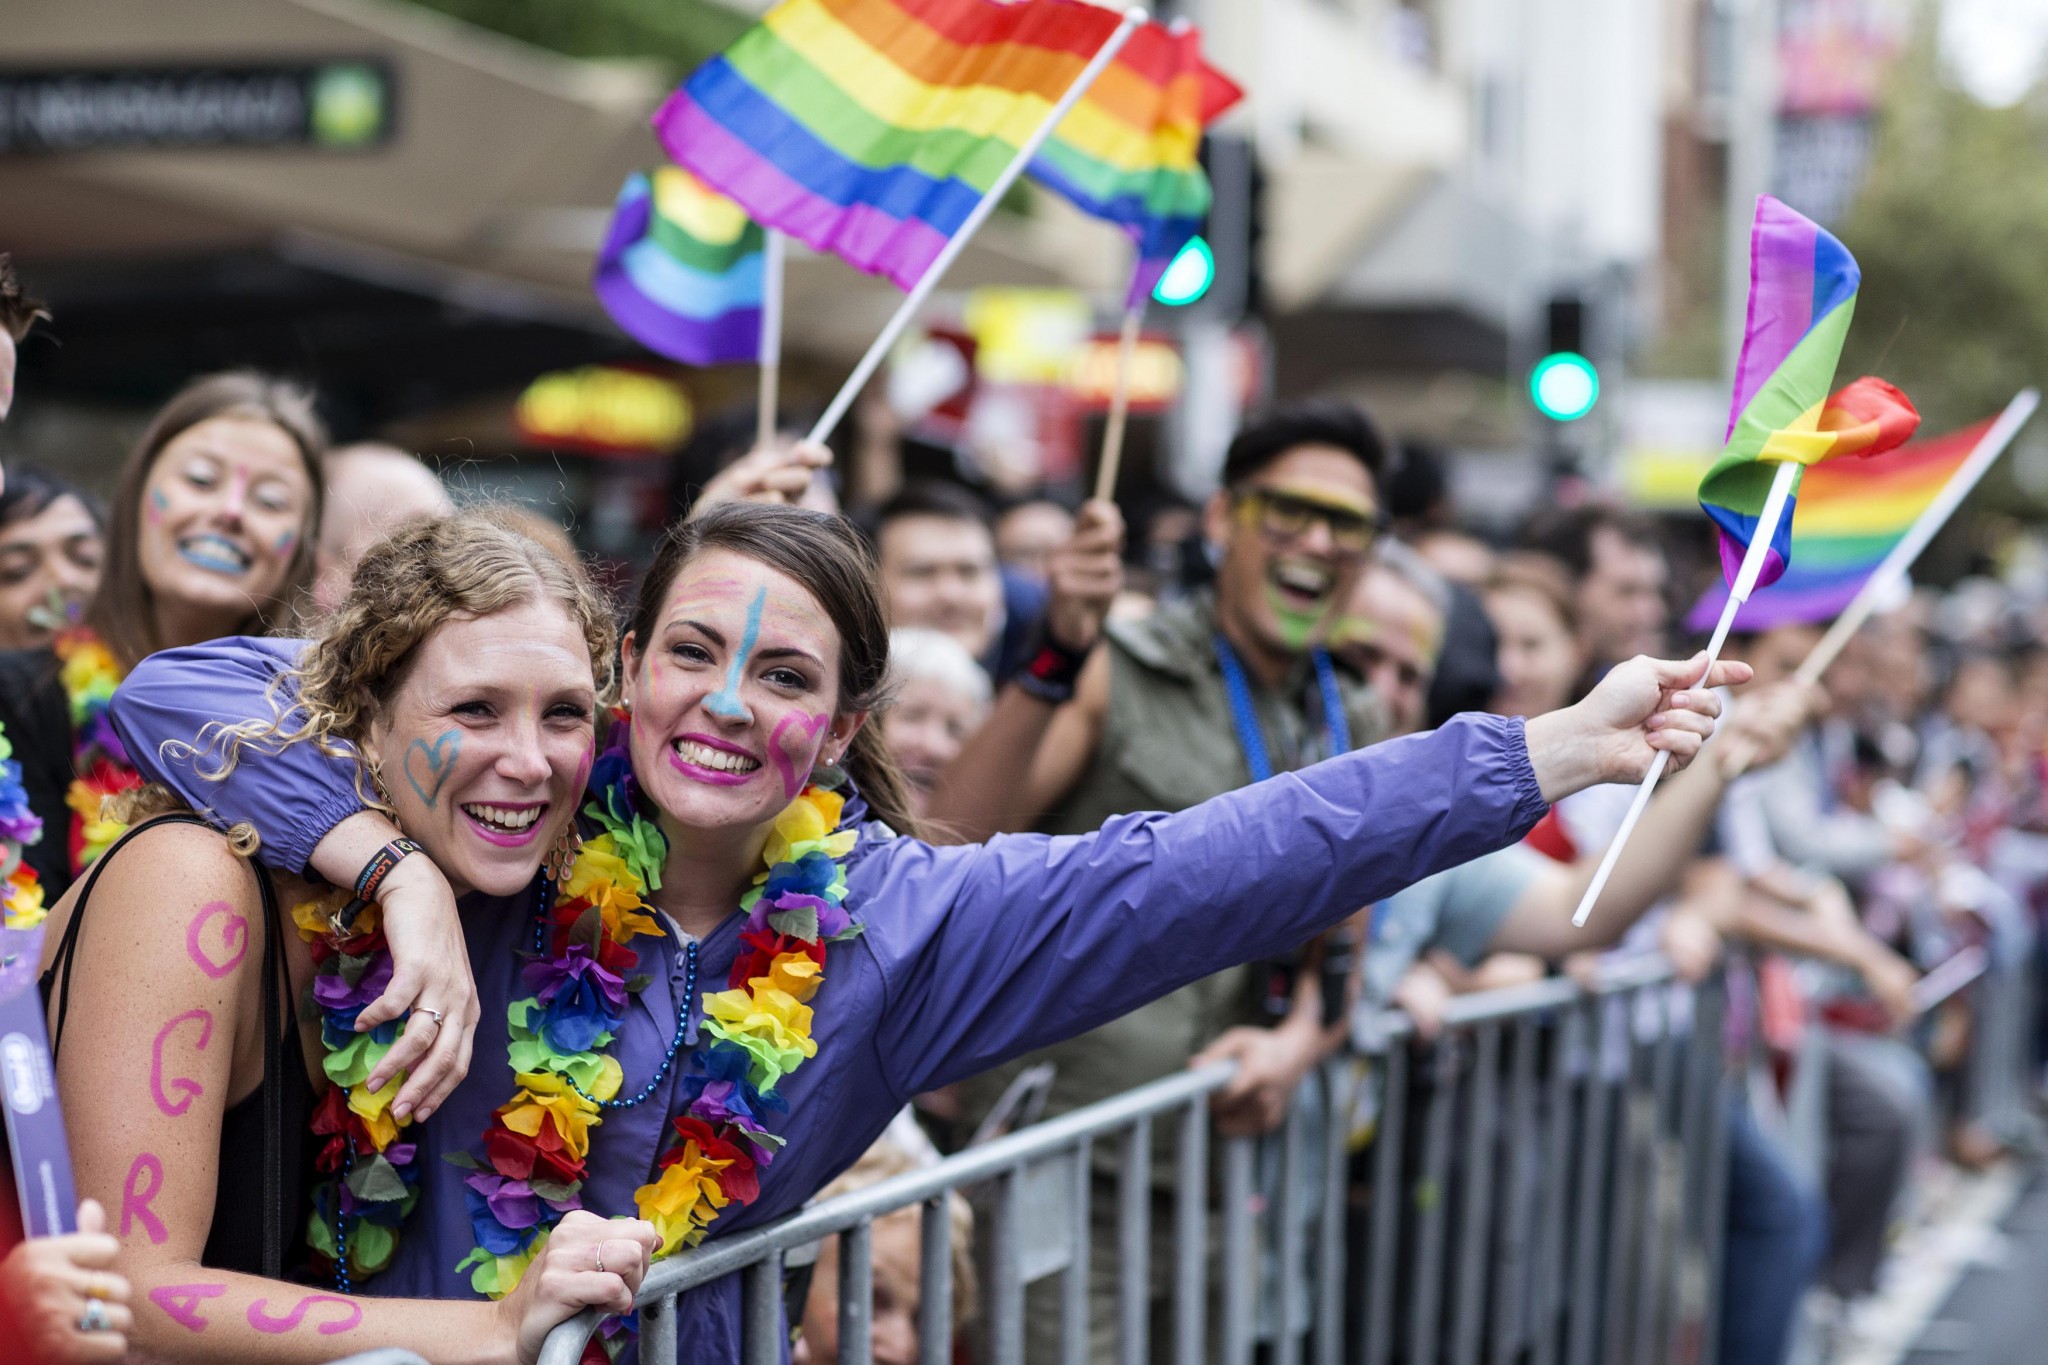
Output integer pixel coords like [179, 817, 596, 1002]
[594, 168, 764, 366]
[1688, 412, 1985, 634]
[651, 0, 1239, 295]
[1698, 196, 1916, 590]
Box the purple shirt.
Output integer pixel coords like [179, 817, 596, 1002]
[112, 637, 1548, 1356]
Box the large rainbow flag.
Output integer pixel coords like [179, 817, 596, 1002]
[651, 0, 1239, 295]
[1687, 413, 1987, 633]
[1697, 196, 1916, 590]
[594, 168, 764, 366]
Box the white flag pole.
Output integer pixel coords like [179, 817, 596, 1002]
[755, 227, 787, 451]
[1570, 457, 1801, 927]
[1794, 388, 2039, 687]
[805, 6, 1150, 448]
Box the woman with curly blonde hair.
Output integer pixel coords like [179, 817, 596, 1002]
[36, 509, 660, 1364]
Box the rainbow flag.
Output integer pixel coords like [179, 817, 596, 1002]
[651, 0, 1240, 294]
[594, 168, 763, 366]
[1698, 196, 1917, 589]
[1687, 414, 1988, 633]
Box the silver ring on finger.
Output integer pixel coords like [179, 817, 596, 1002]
[594, 1241, 606, 1275]
[420, 1008, 445, 1028]
[77, 1299, 113, 1334]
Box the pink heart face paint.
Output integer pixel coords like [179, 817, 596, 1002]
[769, 711, 831, 798]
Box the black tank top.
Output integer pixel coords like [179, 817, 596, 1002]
[41, 814, 315, 1278]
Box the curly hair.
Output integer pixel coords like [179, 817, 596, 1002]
[170, 505, 615, 804]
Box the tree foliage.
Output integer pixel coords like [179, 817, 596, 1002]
[1837, 50, 2048, 434]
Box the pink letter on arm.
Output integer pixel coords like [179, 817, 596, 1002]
[120, 1153, 168, 1244]
[248, 1293, 363, 1335]
[149, 1008, 214, 1117]
[185, 901, 249, 979]
[150, 1283, 227, 1332]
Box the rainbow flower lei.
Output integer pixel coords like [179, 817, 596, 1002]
[53, 627, 140, 875]
[0, 716, 47, 929]
[451, 713, 862, 1320]
[298, 891, 422, 1286]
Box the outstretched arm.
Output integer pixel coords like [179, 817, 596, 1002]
[872, 653, 1746, 1097]
[108, 637, 475, 1122]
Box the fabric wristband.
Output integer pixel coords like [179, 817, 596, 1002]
[1014, 630, 1090, 704]
[354, 838, 424, 902]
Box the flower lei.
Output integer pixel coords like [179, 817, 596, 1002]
[53, 627, 140, 875]
[451, 714, 862, 1323]
[298, 889, 423, 1287]
[0, 716, 47, 929]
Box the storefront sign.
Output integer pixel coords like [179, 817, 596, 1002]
[0, 60, 395, 153]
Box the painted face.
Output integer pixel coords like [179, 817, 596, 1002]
[880, 673, 990, 814]
[363, 598, 596, 899]
[1329, 567, 1442, 736]
[876, 516, 1004, 662]
[135, 415, 314, 637]
[0, 493, 102, 649]
[1206, 445, 1380, 663]
[1485, 585, 1586, 719]
[622, 548, 863, 839]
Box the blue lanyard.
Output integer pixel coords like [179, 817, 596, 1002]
[1213, 634, 1351, 783]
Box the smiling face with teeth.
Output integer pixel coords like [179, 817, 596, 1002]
[1204, 444, 1381, 682]
[360, 597, 598, 898]
[622, 547, 867, 858]
[135, 414, 316, 646]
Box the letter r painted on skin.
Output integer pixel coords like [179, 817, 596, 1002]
[705, 587, 767, 718]
[121, 1153, 168, 1244]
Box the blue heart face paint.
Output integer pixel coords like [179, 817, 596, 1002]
[704, 586, 766, 718]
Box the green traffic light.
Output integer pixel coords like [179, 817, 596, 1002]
[1531, 352, 1599, 421]
[1152, 236, 1215, 307]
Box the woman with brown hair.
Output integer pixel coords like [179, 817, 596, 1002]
[113, 501, 1743, 1356]
[40, 508, 660, 1363]
[0, 370, 324, 899]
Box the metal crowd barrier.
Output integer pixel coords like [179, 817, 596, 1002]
[538, 953, 1750, 1365]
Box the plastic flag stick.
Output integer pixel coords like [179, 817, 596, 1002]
[1571, 458, 1800, 928]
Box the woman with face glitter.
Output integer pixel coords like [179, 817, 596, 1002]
[0, 370, 480, 1125]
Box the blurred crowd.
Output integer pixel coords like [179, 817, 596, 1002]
[3, 251, 2046, 1365]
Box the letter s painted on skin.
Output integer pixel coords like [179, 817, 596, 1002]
[149, 1008, 213, 1117]
[247, 1293, 364, 1335]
